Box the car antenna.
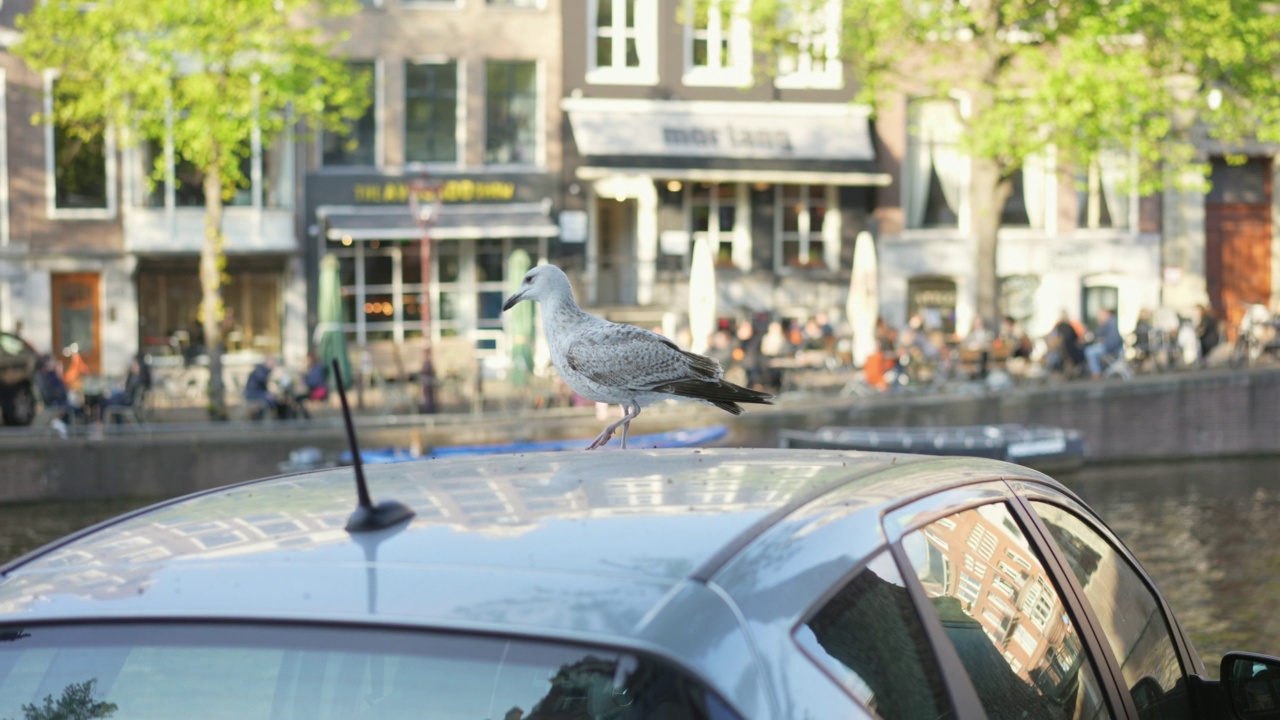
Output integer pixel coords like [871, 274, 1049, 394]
[331, 358, 415, 533]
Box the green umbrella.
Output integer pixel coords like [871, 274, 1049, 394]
[507, 249, 534, 386]
[317, 254, 352, 388]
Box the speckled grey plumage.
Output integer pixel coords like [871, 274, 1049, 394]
[502, 264, 772, 449]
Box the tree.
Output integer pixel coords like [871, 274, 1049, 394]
[7, 679, 117, 720]
[749, 0, 1280, 323]
[16, 0, 370, 419]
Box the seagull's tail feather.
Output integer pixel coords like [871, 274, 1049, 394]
[656, 378, 774, 415]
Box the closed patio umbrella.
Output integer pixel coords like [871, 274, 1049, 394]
[689, 235, 716, 354]
[847, 231, 880, 367]
[317, 254, 352, 387]
[507, 249, 534, 386]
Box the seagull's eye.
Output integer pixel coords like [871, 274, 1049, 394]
[523, 277, 532, 285]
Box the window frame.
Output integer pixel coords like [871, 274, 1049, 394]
[773, 183, 838, 273]
[774, 0, 843, 90]
[683, 0, 752, 88]
[1075, 148, 1138, 235]
[44, 71, 117, 220]
[404, 58, 463, 168]
[320, 59, 382, 170]
[903, 95, 969, 237]
[483, 59, 542, 168]
[587, 0, 658, 86]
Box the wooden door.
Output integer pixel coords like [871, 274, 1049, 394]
[1206, 158, 1272, 340]
[51, 272, 101, 374]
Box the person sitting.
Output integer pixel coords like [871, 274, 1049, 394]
[36, 354, 81, 430]
[1046, 311, 1086, 376]
[243, 356, 278, 420]
[98, 355, 151, 423]
[1085, 308, 1125, 379]
[293, 352, 329, 419]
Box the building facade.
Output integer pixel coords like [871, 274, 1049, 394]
[307, 0, 564, 376]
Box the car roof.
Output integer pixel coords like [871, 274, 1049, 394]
[0, 448, 1062, 640]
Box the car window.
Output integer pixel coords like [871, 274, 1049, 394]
[1032, 502, 1193, 720]
[903, 502, 1114, 720]
[0, 623, 741, 720]
[795, 550, 954, 719]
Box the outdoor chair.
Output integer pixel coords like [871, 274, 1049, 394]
[103, 385, 149, 425]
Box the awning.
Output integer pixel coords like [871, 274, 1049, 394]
[321, 202, 559, 242]
[563, 97, 877, 162]
[576, 165, 891, 187]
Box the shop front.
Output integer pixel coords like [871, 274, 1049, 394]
[562, 98, 890, 316]
[306, 172, 559, 378]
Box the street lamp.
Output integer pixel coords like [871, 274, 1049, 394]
[408, 174, 442, 413]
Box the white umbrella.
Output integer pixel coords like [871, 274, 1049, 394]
[847, 231, 879, 367]
[688, 235, 717, 354]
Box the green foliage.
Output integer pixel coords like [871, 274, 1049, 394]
[6, 679, 118, 720]
[14, 0, 370, 202]
[749, 0, 1280, 188]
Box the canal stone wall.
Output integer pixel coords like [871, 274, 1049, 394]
[1, 367, 1278, 503]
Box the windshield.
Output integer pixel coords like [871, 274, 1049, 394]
[0, 623, 739, 720]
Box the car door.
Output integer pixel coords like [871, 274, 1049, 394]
[1009, 479, 1203, 720]
[882, 481, 1131, 719]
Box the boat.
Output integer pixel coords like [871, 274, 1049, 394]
[349, 424, 730, 464]
[778, 424, 1085, 471]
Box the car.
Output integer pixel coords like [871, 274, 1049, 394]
[1, 448, 1278, 719]
[0, 331, 38, 426]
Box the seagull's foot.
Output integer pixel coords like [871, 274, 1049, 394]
[587, 429, 614, 450]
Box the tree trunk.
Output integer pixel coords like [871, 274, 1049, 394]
[201, 161, 227, 420]
[970, 155, 1013, 327]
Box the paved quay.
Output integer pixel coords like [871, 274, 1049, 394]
[2, 365, 1279, 503]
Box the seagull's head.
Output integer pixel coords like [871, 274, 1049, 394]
[502, 263, 573, 312]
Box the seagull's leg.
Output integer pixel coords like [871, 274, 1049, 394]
[621, 402, 642, 449]
[588, 403, 641, 450]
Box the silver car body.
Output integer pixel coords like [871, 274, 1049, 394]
[0, 448, 1157, 718]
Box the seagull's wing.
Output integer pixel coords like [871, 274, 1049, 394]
[565, 323, 720, 391]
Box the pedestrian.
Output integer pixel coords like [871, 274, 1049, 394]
[1196, 304, 1220, 367]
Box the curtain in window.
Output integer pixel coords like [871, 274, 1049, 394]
[1098, 148, 1129, 229]
[907, 99, 964, 228]
[1022, 152, 1046, 230]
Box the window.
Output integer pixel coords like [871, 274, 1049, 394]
[406, 61, 458, 165]
[906, 98, 964, 230]
[484, 60, 537, 165]
[775, 0, 842, 89]
[0, 623, 740, 720]
[323, 61, 378, 167]
[1081, 283, 1118, 334]
[689, 182, 739, 267]
[1033, 501, 1193, 720]
[133, 132, 289, 210]
[1001, 153, 1050, 229]
[907, 276, 958, 335]
[685, 0, 751, 86]
[794, 551, 952, 718]
[777, 184, 834, 270]
[46, 77, 112, 215]
[904, 503, 1113, 720]
[1077, 149, 1131, 230]
[588, 0, 657, 84]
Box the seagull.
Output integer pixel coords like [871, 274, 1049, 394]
[502, 264, 773, 449]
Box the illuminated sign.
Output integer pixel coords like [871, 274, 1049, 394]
[352, 178, 517, 204]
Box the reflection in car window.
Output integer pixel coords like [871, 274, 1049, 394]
[1032, 502, 1193, 720]
[904, 503, 1114, 720]
[795, 550, 954, 719]
[0, 623, 741, 720]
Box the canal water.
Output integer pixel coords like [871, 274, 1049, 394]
[1, 456, 1278, 676]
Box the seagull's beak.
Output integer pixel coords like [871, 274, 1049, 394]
[502, 290, 525, 312]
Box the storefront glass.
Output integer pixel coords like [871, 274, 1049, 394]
[137, 265, 283, 359]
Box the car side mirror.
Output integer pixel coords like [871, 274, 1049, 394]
[1222, 652, 1280, 719]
